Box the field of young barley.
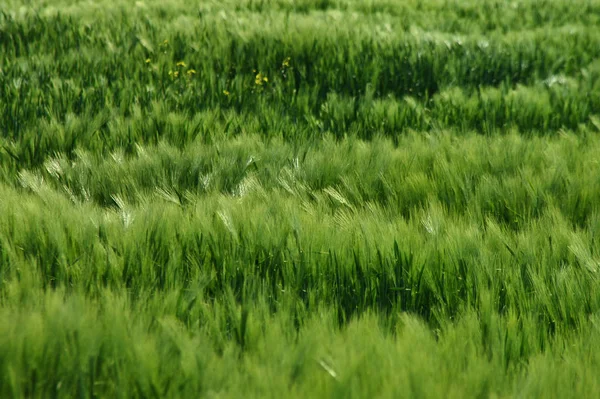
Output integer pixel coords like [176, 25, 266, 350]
[2, 0, 600, 397]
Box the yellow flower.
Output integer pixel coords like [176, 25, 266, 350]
[174, 71, 179, 78]
[223, 90, 230, 96]
[282, 57, 291, 67]
[255, 73, 267, 85]
[176, 61, 186, 68]
[187, 69, 196, 75]
[145, 58, 151, 64]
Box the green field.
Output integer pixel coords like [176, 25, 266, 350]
[2, 0, 600, 397]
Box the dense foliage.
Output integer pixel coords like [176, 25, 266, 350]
[1, 0, 600, 397]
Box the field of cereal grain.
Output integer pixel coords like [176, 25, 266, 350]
[2, 1, 600, 397]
